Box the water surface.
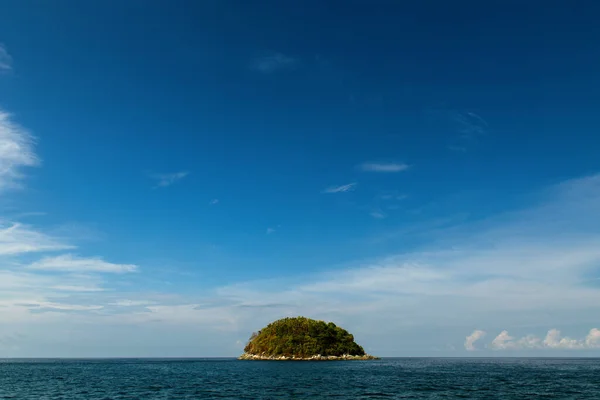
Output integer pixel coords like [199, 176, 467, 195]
[1, 358, 599, 399]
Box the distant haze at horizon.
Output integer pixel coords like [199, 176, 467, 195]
[1, 0, 600, 357]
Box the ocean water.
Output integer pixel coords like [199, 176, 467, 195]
[1, 358, 599, 399]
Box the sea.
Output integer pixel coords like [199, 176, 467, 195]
[1, 358, 599, 399]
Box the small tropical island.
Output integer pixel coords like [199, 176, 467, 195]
[238, 316, 379, 361]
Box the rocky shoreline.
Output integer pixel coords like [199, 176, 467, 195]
[238, 353, 380, 361]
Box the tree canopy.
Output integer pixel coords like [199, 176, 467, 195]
[243, 316, 366, 358]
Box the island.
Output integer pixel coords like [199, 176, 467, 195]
[238, 316, 379, 361]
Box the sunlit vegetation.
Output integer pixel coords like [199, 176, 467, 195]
[243, 316, 366, 357]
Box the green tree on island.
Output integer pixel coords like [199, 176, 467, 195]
[243, 316, 368, 358]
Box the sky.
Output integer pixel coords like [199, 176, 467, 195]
[0, 0, 600, 357]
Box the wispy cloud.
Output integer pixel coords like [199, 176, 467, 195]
[359, 162, 410, 173]
[0, 105, 149, 355]
[323, 182, 357, 193]
[0, 44, 12, 71]
[209, 199, 219, 205]
[27, 302, 104, 312]
[464, 330, 486, 351]
[0, 222, 73, 256]
[0, 111, 39, 191]
[0, 269, 105, 293]
[109, 300, 155, 307]
[10, 211, 47, 219]
[448, 145, 467, 152]
[27, 254, 138, 273]
[250, 53, 297, 73]
[51, 285, 105, 292]
[149, 171, 188, 188]
[454, 111, 487, 137]
[370, 211, 386, 219]
[266, 227, 276, 234]
[447, 111, 488, 152]
[379, 192, 407, 201]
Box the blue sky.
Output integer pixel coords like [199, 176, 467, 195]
[1, 0, 600, 357]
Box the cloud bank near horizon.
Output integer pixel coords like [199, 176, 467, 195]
[465, 328, 600, 351]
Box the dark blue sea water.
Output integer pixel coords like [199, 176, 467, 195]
[1, 358, 599, 399]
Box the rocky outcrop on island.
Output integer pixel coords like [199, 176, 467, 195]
[238, 352, 379, 361]
[239, 316, 379, 361]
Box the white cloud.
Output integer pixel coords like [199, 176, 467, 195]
[27, 254, 138, 274]
[464, 329, 486, 351]
[0, 222, 73, 255]
[490, 330, 515, 349]
[543, 329, 584, 349]
[586, 328, 600, 347]
[359, 162, 410, 172]
[0, 44, 12, 71]
[486, 328, 600, 350]
[266, 227, 276, 234]
[323, 182, 357, 193]
[150, 171, 188, 188]
[209, 199, 219, 205]
[251, 53, 297, 73]
[0, 111, 38, 191]
[516, 334, 543, 349]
